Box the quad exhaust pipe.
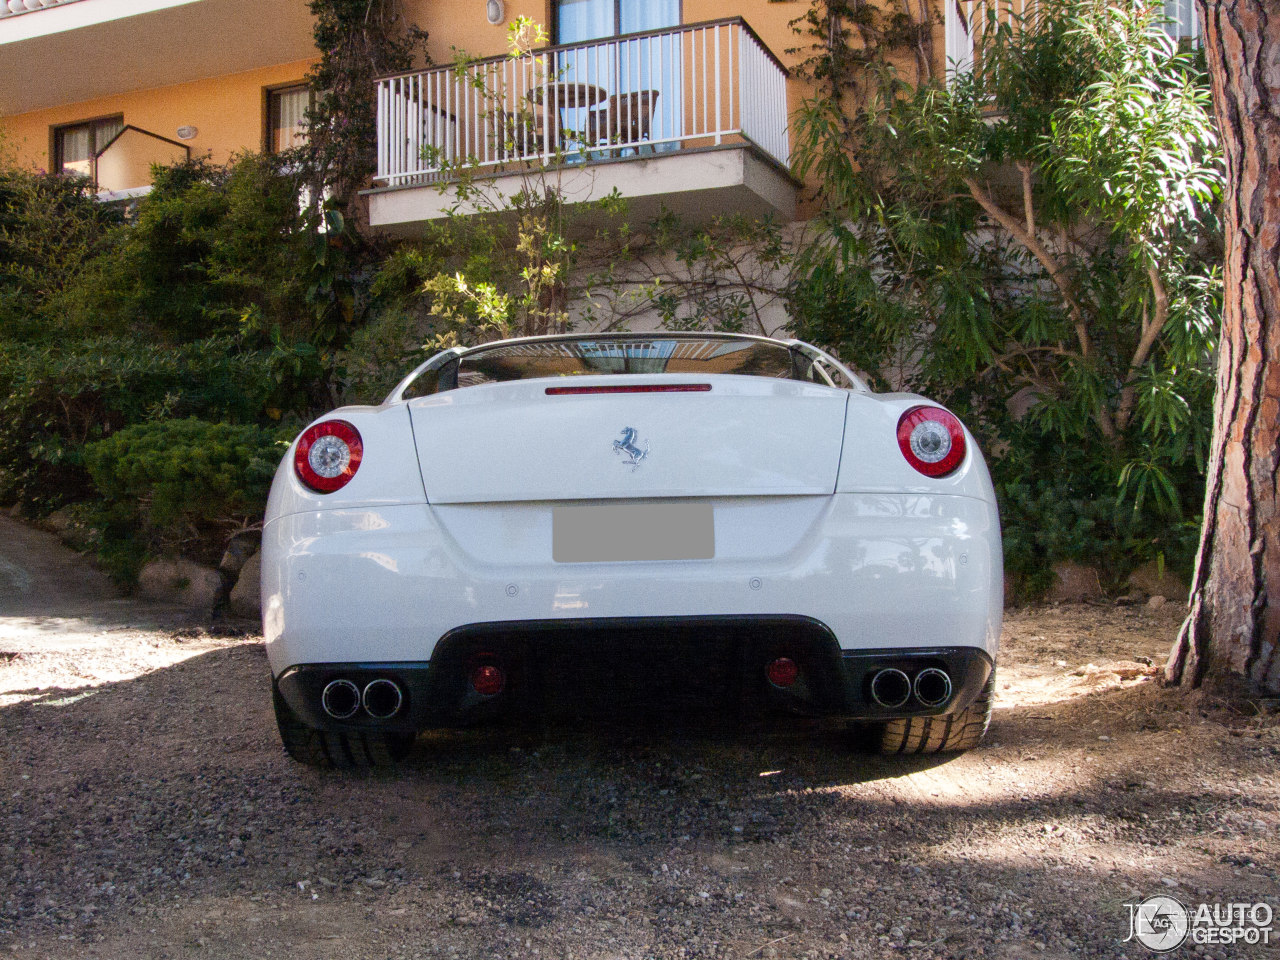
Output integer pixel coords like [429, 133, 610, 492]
[913, 667, 953, 707]
[321, 679, 361, 719]
[869, 668, 911, 709]
[869, 667, 953, 709]
[321, 678, 404, 720]
[362, 678, 404, 719]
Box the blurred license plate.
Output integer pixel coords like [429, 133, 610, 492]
[553, 503, 714, 562]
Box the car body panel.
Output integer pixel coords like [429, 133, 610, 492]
[262, 491, 1001, 676]
[407, 376, 850, 503]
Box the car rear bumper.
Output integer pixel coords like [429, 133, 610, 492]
[263, 492, 1002, 676]
[274, 615, 995, 734]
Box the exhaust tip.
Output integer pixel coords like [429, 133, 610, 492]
[913, 668, 953, 707]
[869, 668, 911, 709]
[321, 678, 361, 719]
[362, 678, 404, 719]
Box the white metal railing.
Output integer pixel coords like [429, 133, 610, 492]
[375, 17, 789, 188]
[946, 0, 1200, 79]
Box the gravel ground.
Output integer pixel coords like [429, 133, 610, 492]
[1, 525, 1277, 959]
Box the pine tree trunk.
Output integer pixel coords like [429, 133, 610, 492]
[1166, 0, 1280, 694]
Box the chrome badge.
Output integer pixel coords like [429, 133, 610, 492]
[612, 426, 649, 468]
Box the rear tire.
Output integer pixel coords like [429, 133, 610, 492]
[872, 668, 995, 755]
[273, 686, 415, 769]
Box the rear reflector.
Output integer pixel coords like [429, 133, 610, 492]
[545, 384, 712, 396]
[469, 664, 506, 696]
[766, 657, 799, 688]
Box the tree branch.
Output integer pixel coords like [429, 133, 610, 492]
[963, 175, 1116, 437]
[1018, 162, 1035, 235]
[1115, 261, 1171, 431]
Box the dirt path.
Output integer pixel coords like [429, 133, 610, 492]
[0, 521, 1277, 960]
[0, 516, 189, 653]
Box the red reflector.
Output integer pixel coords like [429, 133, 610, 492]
[545, 384, 712, 396]
[766, 657, 799, 688]
[469, 664, 506, 696]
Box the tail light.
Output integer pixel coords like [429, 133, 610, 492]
[897, 406, 966, 477]
[294, 420, 363, 493]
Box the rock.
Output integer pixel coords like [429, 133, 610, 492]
[1048, 563, 1103, 602]
[1146, 595, 1167, 611]
[45, 506, 75, 535]
[43, 506, 92, 550]
[1127, 562, 1188, 601]
[228, 552, 262, 621]
[7, 502, 23, 518]
[219, 534, 259, 576]
[137, 559, 223, 613]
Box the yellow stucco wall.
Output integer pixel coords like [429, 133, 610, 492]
[1, 1, 946, 213]
[1, 58, 316, 173]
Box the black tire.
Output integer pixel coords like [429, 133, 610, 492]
[273, 686, 415, 769]
[873, 668, 995, 755]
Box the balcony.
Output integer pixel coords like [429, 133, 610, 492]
[368, 18, 796, 235]
[945, 0, 1199, 78]
[0, 0, 314, 115]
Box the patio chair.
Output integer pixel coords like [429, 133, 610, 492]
[585, 90, 659, 155]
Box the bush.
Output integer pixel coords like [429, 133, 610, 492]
[0, 336, 273, 513]
[84, 418, 289, 569]
[0, 168, 122, 342]
[788, 0, 1220, 594]
[56, 154, 314, 343]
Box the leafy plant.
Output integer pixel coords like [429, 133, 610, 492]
[0, 336, 272, 513]
[787, 0, 1222, 589]
[84, 418, 289, 569]
[0, 168, 122, 342]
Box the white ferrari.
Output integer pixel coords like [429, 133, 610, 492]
[262, 333, 1002, 767]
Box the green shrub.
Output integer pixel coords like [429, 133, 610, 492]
[788, 0, 1220, 595]
[55, 154, 315, 343]
[0, 168, 122, 342]
[0, 336, 273, 512]
[84, 418, 289, 568]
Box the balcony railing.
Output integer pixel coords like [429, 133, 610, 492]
[374, 17, 790, 189]
[945, 0, 1199, 78]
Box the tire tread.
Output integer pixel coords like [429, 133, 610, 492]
[874, 668, 995, 756]
[273, 687, 414, 769]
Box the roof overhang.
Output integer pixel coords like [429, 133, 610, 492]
[0, 0, 315, 115]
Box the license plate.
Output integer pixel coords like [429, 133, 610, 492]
[553, 502, 715, 562]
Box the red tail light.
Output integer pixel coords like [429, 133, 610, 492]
[896, 406, 966, 477]
[294, 420, 363, 493]
[545, 384, 711, 395]
[469, 664, 506, 696]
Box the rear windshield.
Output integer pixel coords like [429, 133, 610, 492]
[426, 337, 807, 394]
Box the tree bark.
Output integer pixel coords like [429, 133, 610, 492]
[1167, 0, 1280, 694]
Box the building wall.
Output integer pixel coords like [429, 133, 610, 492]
[1, 58, 316, 173]
[1, 0, 947, 203]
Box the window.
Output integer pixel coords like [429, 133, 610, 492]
[267, 84, 311, 153]
[52, 115, 123, 180]
[419, 336, 810, 396]
[554, 0, 680, 43]
[553, 0, 682, 150]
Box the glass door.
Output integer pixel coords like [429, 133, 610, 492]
[554, 0, 682, 152]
